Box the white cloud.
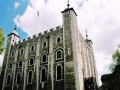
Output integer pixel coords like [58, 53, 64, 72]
[14, 2, 21, 9]
[11, 0, 120, 86]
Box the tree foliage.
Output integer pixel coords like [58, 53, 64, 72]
[109, 44, 120, 72]
[0, 28, 5, 54]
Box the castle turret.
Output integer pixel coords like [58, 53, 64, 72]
[62, 1, 99, 89]
[7, 25, 20, 45]
[1, 25, 19, 90]
[85, 30, 93, 48]
[85, 30, 99, 85]
[61, 3, 84, 90]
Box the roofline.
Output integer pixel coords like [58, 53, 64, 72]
[61, 7, 77, 16]
[7, 33, 20, 38]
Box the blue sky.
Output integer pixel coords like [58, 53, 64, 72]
[0, 0, 120, 86]
[0, 0, 28, 40]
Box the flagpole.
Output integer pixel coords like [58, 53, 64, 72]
[35, 11, 39, 35]
[35, 16, 38, 35]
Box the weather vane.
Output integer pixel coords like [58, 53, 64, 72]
[14, 22, 17, 31]
[86, 30, 87, 35]
[67, 0, 70, 8]
[86, 29, 88, 40]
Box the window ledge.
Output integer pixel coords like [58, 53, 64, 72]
[18, 67, 22, 69]
[57, 42, 62, 45]
[27, 83, 33, 84]
[55, 79, 63, 81]
[40, 81, 47, 83]
[56, 58, 63, 60]
[41, 61, 47, 64]
[28, 65, 34, 66]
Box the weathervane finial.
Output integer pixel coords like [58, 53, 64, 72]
[86, 29, 88, 40]
[67, 0, 70, 8]
[14, 23, 17, 31]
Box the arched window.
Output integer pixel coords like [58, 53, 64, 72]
[41, 68, 46, 82]
[28, 71, 32, 84]
[56, 65, 62, 80]
[43, 42, 47, 48]
[8, 63, 12, 69]
[11, 51, 14, 57]
[31, 45, 35, 52]
[68, 48, 71, 55]
[41, 54, 47, 63]
[21, 49, 24, 54]
[57, 37, 61, 44]
[56, 50, 63, 59]
[16, 73, 21, 85]
[18, 61, 22, 68]
[7, 75, 10, 85]
[29, 57, 34, 66]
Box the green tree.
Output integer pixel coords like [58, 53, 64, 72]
[0, 28, 5, 54]
[109, 44, 120, 72]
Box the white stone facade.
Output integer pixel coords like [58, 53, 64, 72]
[1, 7, 98, 90]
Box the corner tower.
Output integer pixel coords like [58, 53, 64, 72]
[7, 25, 20, 45]
[62, 5, 85, 90]
[1, 25, 20, 90]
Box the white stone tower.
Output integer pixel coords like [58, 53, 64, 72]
[1, 25, 20, 90]
[62, 3, 98, 90]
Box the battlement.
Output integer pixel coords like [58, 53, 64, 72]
[14, 25, 63, 45]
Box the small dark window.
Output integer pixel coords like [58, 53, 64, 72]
[17, 73, 21, 84]
[7, 75, 10, 85]
[11, 52, 14, 57]
[29, 57, 34, 65]
[57, 66, 62, 80]
[28, 71, 32, 84]
[19, 61, 22, 68]
[43, 42, 46, 48]
[41, 68, 46, 82]
[31, 46, 35, 51]
[57, 51, 62, 59]
[57, 37, 61, 44]
[42, 54, 47, 62]
[21, 49, 24, 54]
[9, 63, 12, 69]
[68, 48, 71, 55]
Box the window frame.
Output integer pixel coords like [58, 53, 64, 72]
[68, 48, 71, 55]
[56, 64, 63, 81]
[56, 50, 63, 60]
[6, 74, 11, 86]
[41, 67, 47, 82]
[11, 51, 14, 57]
[56, 37, 61, 44]
[18, 60, 22, 68]
[16, 72, 21, 85]
[8, 62, 12, 70]
[28, 57, 34, 66]
[30, 45, 35, 52]
[41, 53, 47, 63]
[42, 41, 47, 48]
[20, 48, 24, 55]
[27, 70, 33, 84]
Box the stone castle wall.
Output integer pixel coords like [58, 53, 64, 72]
[1, 7, 98, 90]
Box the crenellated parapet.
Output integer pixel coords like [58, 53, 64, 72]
[13, 26, 63, 45]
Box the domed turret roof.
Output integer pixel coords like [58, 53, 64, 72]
[11, 30, 18, 35]
[7, 25, 20, 38]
